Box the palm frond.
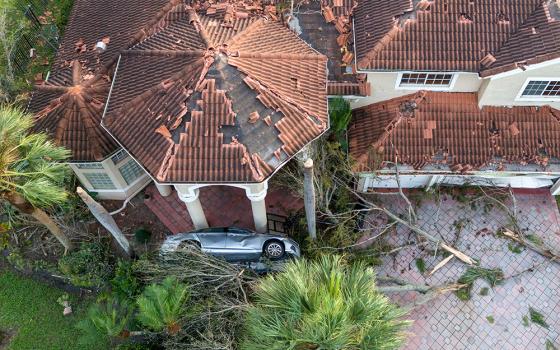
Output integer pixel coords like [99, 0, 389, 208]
[242, 255, 410, 350]
[136, 276, 190, 334]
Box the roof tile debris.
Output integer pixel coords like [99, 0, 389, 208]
[348, 92, 560, 172]
[104, 6, 328, 183]
[294, 0, 370, 97]
[353, 0, 560, 75]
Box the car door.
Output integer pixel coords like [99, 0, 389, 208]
[194, 227, 228, 255]
[225, 227, 262, 262]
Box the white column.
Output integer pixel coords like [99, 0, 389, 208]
[551, 177, 560, 196]
[155, 183, 173, 197]
[176, 187, 208, 229]
[245, 181, 268, 233]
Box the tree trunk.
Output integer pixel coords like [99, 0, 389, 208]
[303, 158, 316, 240]
[76, 187, 133, 256]
[4, 191, 74, 252]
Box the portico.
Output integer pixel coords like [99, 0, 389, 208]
[155, 181, 269, 233]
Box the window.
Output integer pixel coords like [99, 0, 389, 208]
[398, 73, 455, 88]
[111, 149, 129, 165]
[520, 80, 560, 97]
[118, 159, 144, 185]
[75, 163, 103, 169]
[84, 173, 116, 190]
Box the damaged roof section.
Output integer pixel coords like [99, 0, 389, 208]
[48, 0, 177, 85]
[27, 61, 118, 162]
[353, 0, 560, 75]
[104, 6, 328, 183]
[348, 91, 560, 172]
[293, 0, 370, 96]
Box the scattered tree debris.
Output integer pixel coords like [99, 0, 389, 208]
[528, 307, 549, 329]
[455, 267, 504, 301]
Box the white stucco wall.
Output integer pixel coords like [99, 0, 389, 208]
[358, 172, 560, 192]
[70, 151, 151, 201]
[350, 71, 482, 108]
[478, 60, 560, 109]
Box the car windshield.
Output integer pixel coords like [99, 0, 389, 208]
[228, 227, 252, 234]
[194, 227, 226, 233]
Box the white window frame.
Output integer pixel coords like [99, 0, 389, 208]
[515, 77, 560, 102]
[395, 72, 458, 91]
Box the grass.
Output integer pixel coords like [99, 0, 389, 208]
[0, 270, 106, 350]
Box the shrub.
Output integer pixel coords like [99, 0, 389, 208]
[136, 277, 190, 335]
[58, 242, 114, 287]
[134, 228, 152, 244]
[111, 260, 142, 301]
[76, 297, 134, 346]
[242, 255, 410, 350]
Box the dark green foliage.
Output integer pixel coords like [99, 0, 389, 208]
[134, 227, 152, 244]
[328, 97, 352, 134]
[136, 277, 190, 334]
[242, 255, 410, 350]
[53, 0, 75, 31]
[529, 307, 549, 329]
[415, 258, 426, 274]
[479, 287, 489, 296]
[526, 234, 544, 247]
[507, 242, 524, 254]
[455, 267, 504, 301]
[58, 242, 114, 287]
[76, 297, 134, 346]
[115, 343, 153, 350]
[111, 260, 142, 301]
[486, 315, 494, 324]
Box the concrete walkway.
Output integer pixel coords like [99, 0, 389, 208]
[365, 188, 560, 350]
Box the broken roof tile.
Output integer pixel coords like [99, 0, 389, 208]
[103, 14, 328, 183]
[348, 92, 560, 172]
[354, 0, 560, 75]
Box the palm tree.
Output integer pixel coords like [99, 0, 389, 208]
[242, 255, 410, 350]
[0, 104, 73, 251]
[136, 276, 190, 335]
[76, 297, 133, 345]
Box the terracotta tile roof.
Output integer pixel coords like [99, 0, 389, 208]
[48, 0, 178, 84]
[104, 11, 328, 183]
[28, 61, 118, 162]
[294, 0, 371, 97]
[28, 0, 185, 161]
[354, 0, 560, 75]
[348, 92, 560, 172]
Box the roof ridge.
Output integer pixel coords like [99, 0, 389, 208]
[125, 49, 207, 57]
[236, 52, 321, 60]
[225, 17, 265, 50]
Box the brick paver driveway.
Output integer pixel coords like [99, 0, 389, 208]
[365, 188, 560, 350]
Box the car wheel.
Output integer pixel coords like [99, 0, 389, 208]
[263, 240, 285, 260]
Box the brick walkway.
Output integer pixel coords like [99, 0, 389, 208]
[144, 184, 303, 234]
[365, 188, 560, 350]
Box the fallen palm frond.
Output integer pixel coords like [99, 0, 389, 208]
[455, 266, 504, 301]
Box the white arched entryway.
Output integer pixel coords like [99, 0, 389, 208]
[154, 181, 269, 233]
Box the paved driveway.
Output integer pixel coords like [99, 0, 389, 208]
[365, 188, 560, 350]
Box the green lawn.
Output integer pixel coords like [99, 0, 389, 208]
[0, 270, 106, 350]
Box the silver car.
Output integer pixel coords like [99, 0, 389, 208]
[160, 227, 300, 261]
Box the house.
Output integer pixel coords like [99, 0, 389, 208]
[28, 0, 331, 232]
[347, 0, 560, 193]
